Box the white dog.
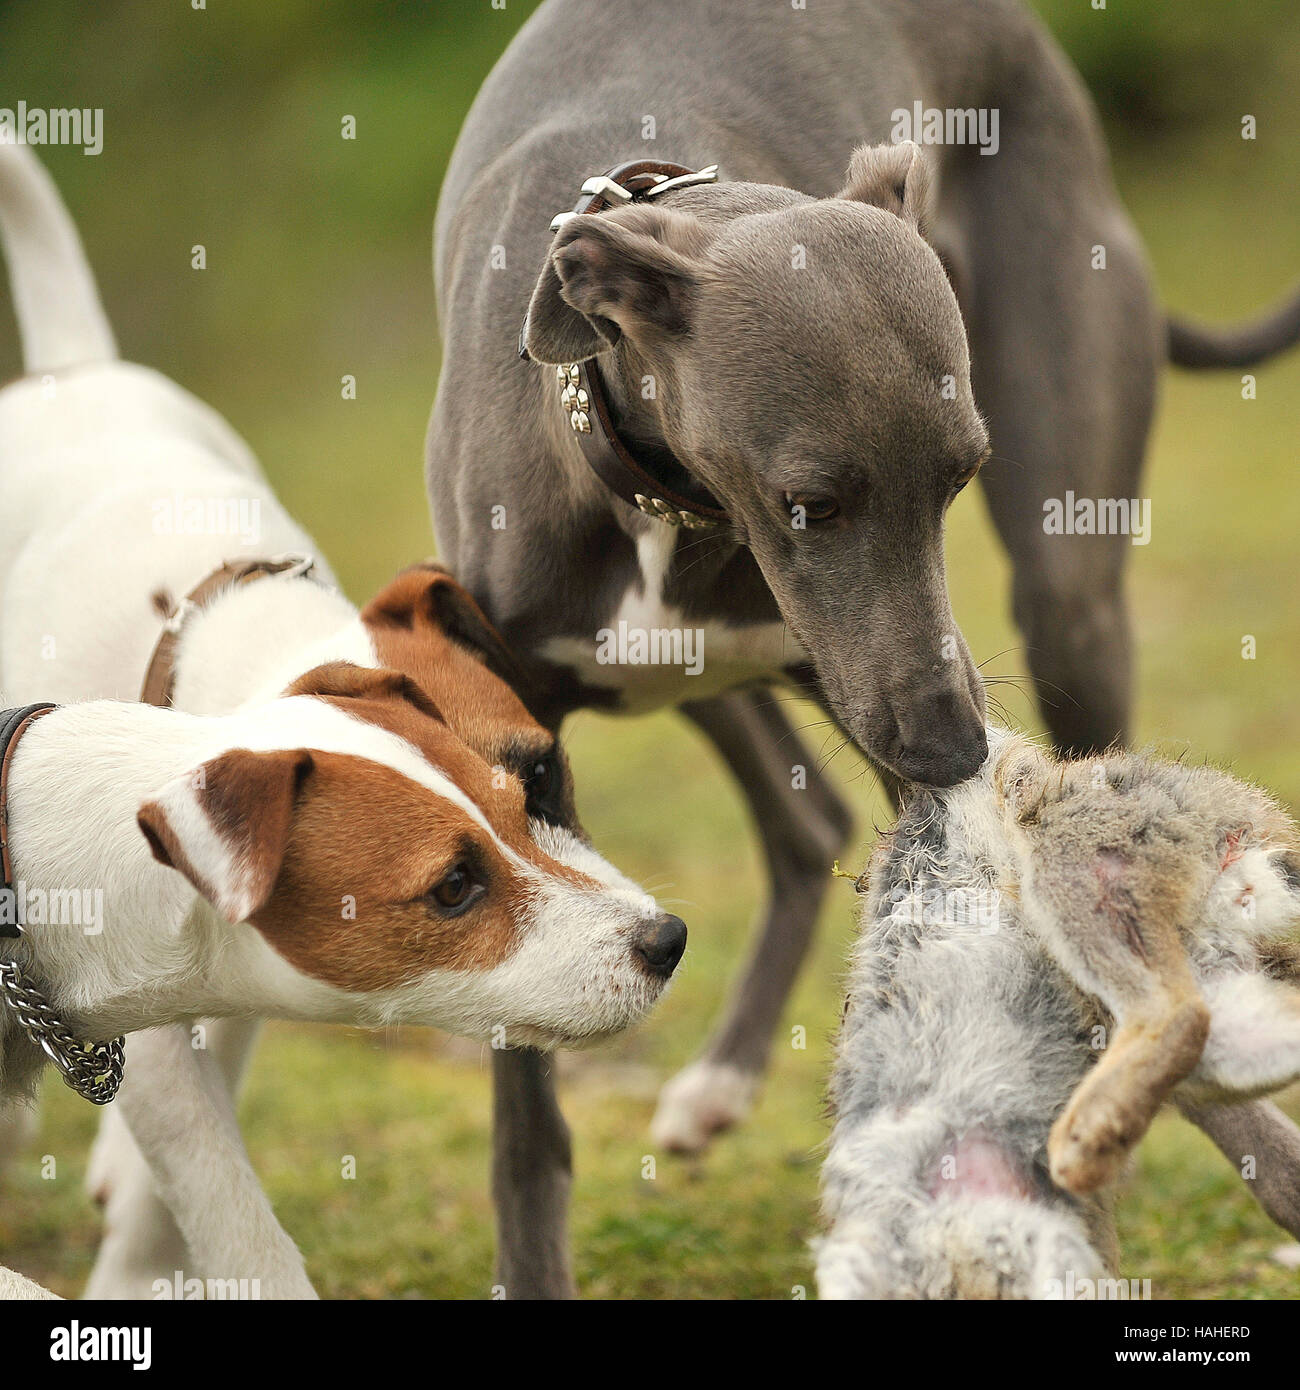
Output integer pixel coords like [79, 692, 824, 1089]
[0, 142, 685, 1299]
[0, 686, 678, 1297]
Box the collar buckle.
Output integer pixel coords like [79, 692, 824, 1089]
[529, 160, 729, 531]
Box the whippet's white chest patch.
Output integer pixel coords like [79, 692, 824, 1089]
[540, 527, 805, 712]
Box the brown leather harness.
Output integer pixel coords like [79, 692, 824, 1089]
[518, 160, 729, 531]
[139, 552, 317, 707]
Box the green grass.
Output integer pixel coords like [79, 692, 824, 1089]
[0, 0, 1298, 1299]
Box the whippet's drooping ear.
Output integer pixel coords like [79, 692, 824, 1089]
[523, 205, 714, 364]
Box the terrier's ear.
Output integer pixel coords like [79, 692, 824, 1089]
[285, 660, 443, 721]
[523, 207, 707, 363]
[138, 748, 314, 924]
[361, 563, 526, 694]
[837, 141, 932, 236]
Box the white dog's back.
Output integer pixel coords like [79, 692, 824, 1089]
[0, 144, 332, 705]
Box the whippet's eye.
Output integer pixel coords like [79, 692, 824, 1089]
[951, 466, 978, 494]
[953, 447, 991, 494]
[785, 492, 840, 523]
[429, 863, 483, 915]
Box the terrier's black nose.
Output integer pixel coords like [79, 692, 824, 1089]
[633, 912, 687, 979]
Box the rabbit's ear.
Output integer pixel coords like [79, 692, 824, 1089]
[991, 739, 1051, 824]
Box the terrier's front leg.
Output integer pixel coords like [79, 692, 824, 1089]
[110, 1026, 316, 1300]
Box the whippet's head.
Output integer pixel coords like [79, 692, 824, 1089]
[525, 142, 988, 786]
[137, 662, 686, 1048]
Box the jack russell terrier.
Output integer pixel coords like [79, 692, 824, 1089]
[0, 141, 685, 1298]
[0, 679, 680, 1297]
[818, 727, 1300, 1298]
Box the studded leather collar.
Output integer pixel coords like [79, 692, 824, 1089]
[519, 160, 729, 531]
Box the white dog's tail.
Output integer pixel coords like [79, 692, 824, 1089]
[0, 142, 117, 371]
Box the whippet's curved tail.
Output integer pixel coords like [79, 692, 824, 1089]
[1167, 291, 1300, 368]
[0, 141, 117, 371]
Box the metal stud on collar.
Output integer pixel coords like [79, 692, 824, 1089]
[555, 363, 719, 529]
[632, 493, 715, 529]
[537, 163, 730, 532]
[556, 363, 591, 434]
[548, 165, 719, 232]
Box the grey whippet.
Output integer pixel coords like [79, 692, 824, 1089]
[429, 0, 1300, 1296]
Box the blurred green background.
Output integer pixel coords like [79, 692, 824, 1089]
[0, 0, 1297, 1299]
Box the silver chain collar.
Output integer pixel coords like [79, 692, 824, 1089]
[0, 958, 124, 1105]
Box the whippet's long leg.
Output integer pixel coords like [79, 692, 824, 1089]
[491, 1047, 573, 1299]
[85, 1017, 265, 1299]
[651, 687, 854, 1154]
[1179, 1100, 1300, 1240]
[948, 80, 1161, 759]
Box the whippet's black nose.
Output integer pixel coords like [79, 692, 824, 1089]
[633, 913, 687, 979]
[892, 688, 989, 788]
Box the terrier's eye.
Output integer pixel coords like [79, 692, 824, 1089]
[522, 752, 564, 823]
[785, 492, 840, 523]
[526, 757, 554, 801]
[428, 862, 484, 915]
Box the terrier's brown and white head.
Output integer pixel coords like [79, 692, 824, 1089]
[137, 655, 685, 1048]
